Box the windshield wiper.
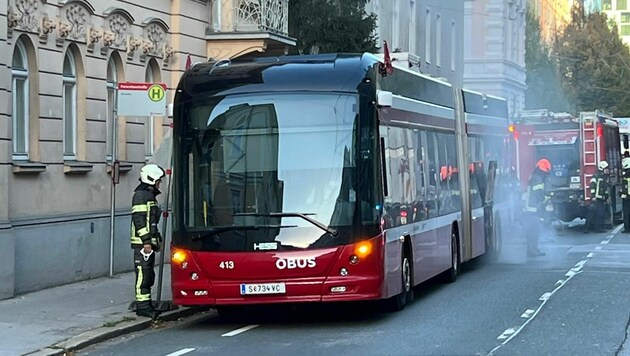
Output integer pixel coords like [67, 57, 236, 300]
[189, 224, 297, 240]
[234, 212, 338, 237]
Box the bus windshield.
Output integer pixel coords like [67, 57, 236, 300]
[178, 93, 359, 251]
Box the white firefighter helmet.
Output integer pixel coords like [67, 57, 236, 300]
[140, 164, 165, 185]
[623, 158, 630, 170]
[598, 161, 609, 171]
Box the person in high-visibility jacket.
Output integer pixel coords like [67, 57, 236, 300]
[523, 159, 551, 257]
[621, 158, 630, 233]
[585, 161, 610, 233]
[131, 163, 165, 319]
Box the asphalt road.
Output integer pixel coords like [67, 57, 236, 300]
[79, 222, 630, 356]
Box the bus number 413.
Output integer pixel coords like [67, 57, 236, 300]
[219, 261, 235, 269]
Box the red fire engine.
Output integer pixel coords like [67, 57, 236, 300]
[511, 109, 622, 224]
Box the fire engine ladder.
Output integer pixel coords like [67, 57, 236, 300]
[580, 113, 597, 199]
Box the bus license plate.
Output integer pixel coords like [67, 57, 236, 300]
[240, 283, 286, 295]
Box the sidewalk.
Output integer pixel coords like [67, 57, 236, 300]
[0, 264, 201, 356]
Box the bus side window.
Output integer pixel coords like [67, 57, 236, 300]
[381, 126, 418, 227]
[380, 126, 395, 228]
[412, 130, 428, 222]
[424, 132, 439, 219]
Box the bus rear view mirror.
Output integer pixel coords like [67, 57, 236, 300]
[377, 90, 393, 107]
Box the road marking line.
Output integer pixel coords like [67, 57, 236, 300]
[555, 279, 564, 286]
[565, 270, 576, 277]
[497, 328, 516, 340]
[165, 348, 195, 356]
[488, 224, 624, 356]
[221, 324, 260, 337]
[587, 252, 594, 258]
[575, 260, 587, 269]
[520, 310, 535, 318]
[601, 240, 610, 245]
[488, 254, 586, 355]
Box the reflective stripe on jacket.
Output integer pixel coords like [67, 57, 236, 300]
[131, 183, 161, 248]
[589, 172, 609, 200]
[525, 169, 546, 214]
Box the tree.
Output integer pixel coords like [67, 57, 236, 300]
[288, 0, 378, 54]
[524, 11, 572, 112]
[555, 6, 630, 116]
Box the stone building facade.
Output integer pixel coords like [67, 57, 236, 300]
[366, 0, 465, 87]
[0, 0, 293, 299]
[464, 0, 527, 118]
[528, 0, 574, 43]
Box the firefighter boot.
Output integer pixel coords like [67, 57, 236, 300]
[136, 301, 161, 320]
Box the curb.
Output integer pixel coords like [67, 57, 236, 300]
[27, 307, 208, 356]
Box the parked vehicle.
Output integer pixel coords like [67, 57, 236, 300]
[511, 110, 622, 224]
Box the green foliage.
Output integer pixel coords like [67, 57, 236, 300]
[288, 0, 378, 54]
[525, 10, 573, 112]
[555, 6, 630, 116]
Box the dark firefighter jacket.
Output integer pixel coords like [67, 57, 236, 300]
[622, 169, 630, 199]
[131, 183, 161, 248]
[525, 167, 547, 216]
[590, 171, 609, 201]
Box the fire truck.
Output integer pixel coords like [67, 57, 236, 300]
[511, 109, 622, 225]
[616, 117, 630, 156]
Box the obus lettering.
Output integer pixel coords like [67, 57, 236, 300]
[275, 258, 316, 270]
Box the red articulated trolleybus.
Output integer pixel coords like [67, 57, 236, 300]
[170, 53, 514, 313]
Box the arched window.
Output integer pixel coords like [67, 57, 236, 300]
[106, 57, 117, 160]
[144, 60, 161, 159]
[63, 50, 77, 160]
[12, 40, 29, 160]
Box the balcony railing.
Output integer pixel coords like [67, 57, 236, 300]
[234, 0, 289, 35]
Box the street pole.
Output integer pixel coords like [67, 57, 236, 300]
[155, 111, 176, 311]
[156, 154, 172, 302]
[109, 86, 119, 277]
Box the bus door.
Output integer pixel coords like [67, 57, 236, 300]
[482, 161, 498, 254]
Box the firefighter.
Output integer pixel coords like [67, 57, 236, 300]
[621, 158, 630, 233]
[523, 158, 551, 257]
[585, 161, 610, 233]
[131, 163, 166, 319]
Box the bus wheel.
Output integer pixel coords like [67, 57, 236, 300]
[443, 230, 460, 283]
[385, 250, 413, 312]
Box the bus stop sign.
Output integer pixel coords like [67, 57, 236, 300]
[117, 82, 167, 117]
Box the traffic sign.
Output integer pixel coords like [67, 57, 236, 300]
[117, 82, 167, 116]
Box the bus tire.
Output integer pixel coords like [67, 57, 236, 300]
[443, 229, 460, 283]
[385, 247, 413, 312]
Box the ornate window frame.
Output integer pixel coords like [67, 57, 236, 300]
[11, 39, 29, 161]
